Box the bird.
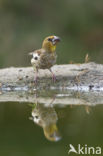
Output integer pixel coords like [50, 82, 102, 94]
[29, 35, 61, 83]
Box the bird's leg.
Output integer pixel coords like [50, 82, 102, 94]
[34, 68, 38, 84]
[49, 69, 56, 82]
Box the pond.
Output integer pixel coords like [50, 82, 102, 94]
[0, 90, 103, 156]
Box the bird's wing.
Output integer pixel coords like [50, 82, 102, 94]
[28, 49, 42, 56]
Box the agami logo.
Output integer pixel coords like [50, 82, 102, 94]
[68, 144, 101, 155]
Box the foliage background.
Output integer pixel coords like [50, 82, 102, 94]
[0, 0, 103, 68]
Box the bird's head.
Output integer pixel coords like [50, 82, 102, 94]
[42, 35, 60, 52]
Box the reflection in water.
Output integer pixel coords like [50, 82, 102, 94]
[0, 93, 103, 156]
[85, 105, 91, 114]
[29, 98, 61, 142]
[28, 92, 92, 142]
[27, 91, 91, 141]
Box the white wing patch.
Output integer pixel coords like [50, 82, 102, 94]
[33, 53, 40, 60]
[31, 53, 40, 65]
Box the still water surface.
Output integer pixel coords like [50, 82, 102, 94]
[0, 92, 103, 156]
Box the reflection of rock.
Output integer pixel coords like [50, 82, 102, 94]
[2, 90, 103, 106]
[30, 103, 61, 142]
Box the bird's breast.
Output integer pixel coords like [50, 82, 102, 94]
[31, 51, 57, 69]
[39, 52, 57, 69]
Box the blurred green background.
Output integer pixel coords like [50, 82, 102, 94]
[0, 0, 103, 68]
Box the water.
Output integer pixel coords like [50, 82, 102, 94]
[0, 90, 103, 156]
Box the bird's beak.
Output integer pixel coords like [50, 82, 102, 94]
[53, 36, 61, 42]
[52, 36, 61, 45]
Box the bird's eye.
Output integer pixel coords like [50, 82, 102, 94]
[48, 38, 52, 42]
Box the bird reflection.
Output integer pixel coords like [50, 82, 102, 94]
[29, 98, 61, 142]
[85, 105, 91, 114]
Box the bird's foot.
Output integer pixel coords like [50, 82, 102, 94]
[34, 76, 38, 85]
[52, 74, 57, 83]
